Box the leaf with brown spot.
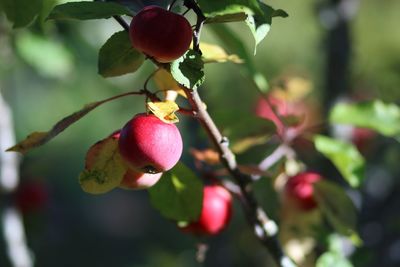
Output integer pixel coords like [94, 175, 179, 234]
[79, 135, 127, 194]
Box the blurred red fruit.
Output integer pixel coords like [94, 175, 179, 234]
[182, 184, 232, 236]
[284, 172, 322, 211]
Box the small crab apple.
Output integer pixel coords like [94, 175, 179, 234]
[129, 5, 193, 63]
[118, 113, 183, 173]
[284, 171, 322, 211]
[119, 168, 163, 190]
[182, 184, 233, 236]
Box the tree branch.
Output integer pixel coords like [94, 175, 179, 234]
[182, 87, 296, 267]
[113, 4, 296, 266]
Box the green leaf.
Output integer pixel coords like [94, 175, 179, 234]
[0, 0, 42, 28]
[248, 3, 288, 54]
[330, 100, 400, 140]
[170, 50, 205, 90]
[106, 0, 178, 14]
[200, 1, 287, 53]
[98, 31, 145, 78]
[210, 24, 269, 92]
[148, 162, 203, 222]
[199, 0, 263, 20]
[314, 180, 360, 244]
[7, 92, 134, 154]
[79, 136, 127, 194]
[314, 135, 365, 187]
[316, 252, 353, 267]
[47, 1, 132, 20]
[16, 32, 73, 78]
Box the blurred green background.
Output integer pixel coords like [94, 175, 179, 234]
[0, 0, 399, 266]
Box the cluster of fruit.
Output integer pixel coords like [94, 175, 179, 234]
[111, 5, 324, 237]
[116, 6, 233, 236]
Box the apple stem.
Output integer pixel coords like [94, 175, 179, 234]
[168, 0, 179, 11]
[183, 0, 206, 53]
[113, 15, 129, 31]
[177, 107, 197, 116]
[182, 86, 297, 267]
[256, 144, 295, 179]
[182, 8, 191, 16]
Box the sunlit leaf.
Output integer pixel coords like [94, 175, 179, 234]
[98, 31, 145, 77]
[148, 162, 203, 221]
[79, 136, 127, 194]
[330, 100, 400, 140]
[272, 76, 313, 101]
[231, 134, 269, 154]
[47, 1, 132, 20]
[170, 50, 205, 90]
[210, 24, 269, 92]
[200, 42, 243, 64]
[200, 1, 287, 53]
[153, 69, 186, 98]
[314, 135, 365, 187]
[147, 101, 179, 123]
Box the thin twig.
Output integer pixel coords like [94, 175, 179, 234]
[183, 87, 296, 267]
[259, 144, 294, 172]
[113, 16, 129, 31]
[183, 0, 206, 52]
[168, 0, 179, 11]
[112, 3, 296, 266]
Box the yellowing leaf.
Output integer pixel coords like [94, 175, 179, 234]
[199, 42, 243, 64]
[79, 136, 127, 194]
[7, 132, 47, 154]
[190, 148, 220, 165]
[153, 68, 186, 98]
[272, 76, 312, 101]
[147, 100, 179, 123]
[231, 134, 269, 154]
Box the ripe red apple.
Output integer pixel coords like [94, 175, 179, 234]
[284, 172, 322, 211]
[118, 113, 183, 173]
[119, 168, 163, 190]
[182, 184, 232, 236]
[129, 5, 193, 63]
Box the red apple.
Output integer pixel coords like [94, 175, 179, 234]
[284, 172, 322, 211]
[119, 168, 163, 190]
[129, 5, 193, 63]
[118, 113, 183, 173]
[182, 184, 232, 236]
